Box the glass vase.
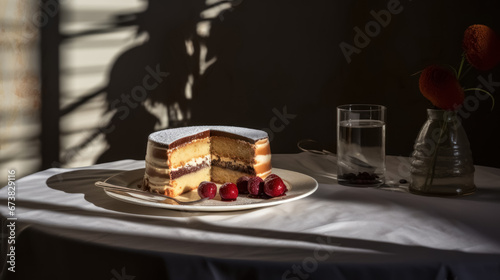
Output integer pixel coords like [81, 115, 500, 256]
[409, 109, 476, 196]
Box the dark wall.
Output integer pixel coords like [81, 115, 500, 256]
[67, 0, 500, 167]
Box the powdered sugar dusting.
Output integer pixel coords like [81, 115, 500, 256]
[149, 126, 268, 146]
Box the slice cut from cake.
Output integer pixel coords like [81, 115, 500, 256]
[143, 126, 271, 197]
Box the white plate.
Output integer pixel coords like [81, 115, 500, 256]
[102, 168, 318, 212]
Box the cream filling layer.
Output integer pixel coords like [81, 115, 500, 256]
[171, 155, 211, 172]
[257, 169, 272, 178]
[255, 154, 271, 164]
[255, 138, 269, 149]
[212, 154, 271, 165]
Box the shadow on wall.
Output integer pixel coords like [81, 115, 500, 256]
[60, 0, 500, 167]
[94, 0, 352, 163]
[95, 0, 201, 163]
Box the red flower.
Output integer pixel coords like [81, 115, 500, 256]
[419, 65, 464, 110]
[463, 24, 500, 71]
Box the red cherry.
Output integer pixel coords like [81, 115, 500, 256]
[247, 177, 264, 196]
[219, 182, 238, 201]
[266, 174, 280, 180]
[264, 174, 288, 197]
[236, 176, 250, 194]
[197, 181, 217, 199]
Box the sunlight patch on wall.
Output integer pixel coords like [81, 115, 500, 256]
[0, 0, 41, 185]
[58, 0, 147, 167]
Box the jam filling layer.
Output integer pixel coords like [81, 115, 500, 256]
[211, 158, 256, 175]
[169, 158, 256, 180]
[170, 160, 211, 180]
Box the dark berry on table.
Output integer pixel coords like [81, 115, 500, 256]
[247, 176, 264, 196]
[219, 182, 238, 201]
[236, 176, 251, 194]
[264, 174, 288, 197]
[342, 173, 357, 180]
[340, 172, 380, 184]
[359, 172, 371, 179]
[197, 181, 217, 199]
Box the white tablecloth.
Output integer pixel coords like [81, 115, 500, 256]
[2, 153, 500, 279]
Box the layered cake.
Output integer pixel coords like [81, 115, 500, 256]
[143, 126, 272, 197]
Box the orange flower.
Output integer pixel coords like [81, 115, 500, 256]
[419, 65, 464, 110]
[463, 24, 500, 71]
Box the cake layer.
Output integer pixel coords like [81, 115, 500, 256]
[168, 167, 211, 196]
[211, 136, 254, 164]
[168, 137, 210, 169]
[211, 155, 256, 175]
[145, 167, 211, 197]
[211, 166, 253, 184]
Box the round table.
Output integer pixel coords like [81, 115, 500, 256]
[2, 153, 500, 279]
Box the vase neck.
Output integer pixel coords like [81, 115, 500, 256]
[427, 109, 457, 121]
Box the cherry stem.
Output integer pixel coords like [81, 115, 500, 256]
[424, 113, 449, 189]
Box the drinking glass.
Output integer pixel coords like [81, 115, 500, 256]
[337, 104, 386, 186]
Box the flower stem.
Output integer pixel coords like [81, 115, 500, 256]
[457, 53, 466, 80]
[464, 88, 495, 110]
[459, 65, 472, 81]
[424, 114, 448, 189]
[411, 70, 423, 76]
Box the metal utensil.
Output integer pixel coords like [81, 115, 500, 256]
[297, 139, 375, 170]
[95, 181, 208, 205]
